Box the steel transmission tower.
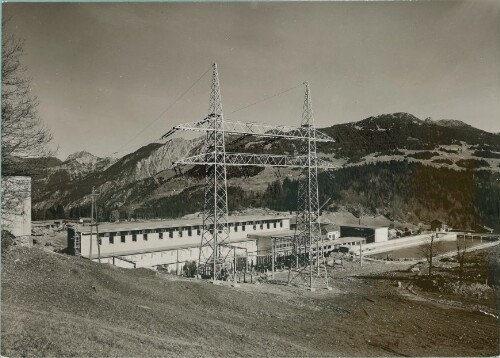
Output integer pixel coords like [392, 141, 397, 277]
[163, 64, 336, 286]
[199, 64, 230, 280]
[291, 82, 330, 290]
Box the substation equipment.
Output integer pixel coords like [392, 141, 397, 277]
[163, 63, 336, 290]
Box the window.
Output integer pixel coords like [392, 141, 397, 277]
[109, 237, 114, 244]
[280, 221, 283, 228]
[132, 234, 137, 242]
[253, 224, 257, 230]
[144, 234, 148, 241]
[197, 229, 201, 235]
[234, 224, 238, 232]
[159, 232, 163, 239]
[121, 235, 125, 243]
[169, 230, 173, 239]
[242, 224, 246, 232]
[273, 221, 277, 228]
[260, 223, 264, 230]
[267, 222, 270, 229]
[178, 230, 183, 238]
[188, 229, 192, 237]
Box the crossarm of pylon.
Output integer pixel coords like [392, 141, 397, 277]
[174, 152, 338, 169]
[162, 118, 335, 142]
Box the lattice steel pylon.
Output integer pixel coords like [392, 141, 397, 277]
[163, 64, 337, 285]
[289, 82, 330, 290]
[198, 63, 231, 281]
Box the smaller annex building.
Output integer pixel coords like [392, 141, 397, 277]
[67, 215, 291, 272]
[1, 176, 32, 239]
[339, 225, 388, 243]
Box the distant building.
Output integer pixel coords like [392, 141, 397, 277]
[32, 220, 62, 231]
[67, 215, 291, 272]
[431, 220, 448, 232]
[1, 176, 32, 239]
[327, 230, 340, 240]
[339, 225, 388, 243]
[471, 223, 494, 234]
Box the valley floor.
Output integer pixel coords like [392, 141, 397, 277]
[1, 244, 499, 357]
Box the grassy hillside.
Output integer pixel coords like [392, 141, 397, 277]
[2, 245, 499, 357]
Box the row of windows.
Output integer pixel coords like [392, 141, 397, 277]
[96, 220, 285, 240]
[97, 222, 284, 245]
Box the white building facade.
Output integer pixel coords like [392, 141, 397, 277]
[68, 215, 291, 272]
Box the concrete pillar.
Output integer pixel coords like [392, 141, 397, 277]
[272, 239, 275, 279]
[176, 249, 179, 275]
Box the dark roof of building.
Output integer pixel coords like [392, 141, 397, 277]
[339, 224, 388, 230]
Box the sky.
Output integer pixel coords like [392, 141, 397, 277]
[3, 1, 500, 160]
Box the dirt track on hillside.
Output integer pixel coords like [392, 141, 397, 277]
[1, 246, 499, 357]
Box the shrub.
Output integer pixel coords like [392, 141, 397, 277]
[1, 230, 16, 257]
[473, 150, 500, 159]
[406, 151, 439, 160]
[183, 261, 198, 277]
[432, 158, 453, 165]
[456, 159, 490, 169]
[442, 281, 491, 299]
[439, 147, 458, 154]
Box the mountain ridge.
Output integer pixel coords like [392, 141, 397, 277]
[28, 113, 500, 232]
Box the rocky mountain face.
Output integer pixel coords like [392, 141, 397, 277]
[48, 151, 117, 180]
[31, 137, 202, 217]
[30, 113, 500, 232]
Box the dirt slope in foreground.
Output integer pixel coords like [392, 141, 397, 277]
[1, 246, 499, 357]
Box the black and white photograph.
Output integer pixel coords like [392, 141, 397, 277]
[1, 1, 499, 356]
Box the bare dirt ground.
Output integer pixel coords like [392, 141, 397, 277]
[1, 243, 499, 357]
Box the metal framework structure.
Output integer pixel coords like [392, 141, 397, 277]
[175, 152, 336, 169]
[163, 119, 335, 143]
[289, 82, 330, 290]
[74, 225, 81, 257]
[163, 63, 336, 288]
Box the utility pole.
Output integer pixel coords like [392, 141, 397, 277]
[89, 186, 101, 263]
[90, 188, 94, 260]
[272, 238, 275, 279]
[360, 239, 363, 267]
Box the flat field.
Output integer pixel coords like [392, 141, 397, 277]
[369, 237, 486, 260]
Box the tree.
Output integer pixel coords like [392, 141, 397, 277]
[2, 20, 55, 171]
[109, 209, 120, 222]
[183, 261, 197, 277]
[1, 20, 55, 224]
[420, 234, 443, 277]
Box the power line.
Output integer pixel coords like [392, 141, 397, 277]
[111, 65, 212, 156]
[226, 82, 303, 116]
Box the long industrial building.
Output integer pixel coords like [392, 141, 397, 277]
[67, 215, 291, 272]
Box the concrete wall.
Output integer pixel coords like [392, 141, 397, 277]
[94, 240, 258, 272]
[1, 176, 31, 238]
[374, 227, 389, 243]
[327, 231, 340, 240]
